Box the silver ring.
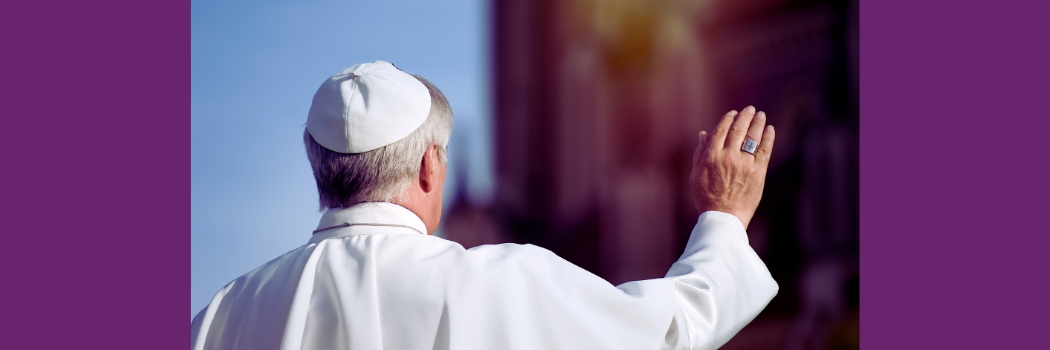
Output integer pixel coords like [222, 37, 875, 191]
[741, 138, 758, 155]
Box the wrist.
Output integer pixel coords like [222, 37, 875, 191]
[697, 210, 749, 232]
[697, 206, 750, 229]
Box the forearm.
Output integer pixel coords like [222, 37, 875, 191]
[664, 211, 778, 350]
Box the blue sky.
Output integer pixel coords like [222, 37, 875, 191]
[191, 0, 492, 318]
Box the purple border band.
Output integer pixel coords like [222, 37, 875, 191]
[3, 1, 188, 348]
[863, 0, 1050, 348]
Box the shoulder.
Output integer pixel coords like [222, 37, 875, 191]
[371, 234, 555, 263]
[459, 243, 571, 271]
[466, 242, 551, 258]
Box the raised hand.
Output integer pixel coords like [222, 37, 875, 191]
[689, 106, 776, 229]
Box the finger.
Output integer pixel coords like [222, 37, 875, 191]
[726, 105, 755, 149]
[708, 110, 737, 153]
[745, 111, 767, 148]
[755, 125, 776, 166]
[692, 131, 708, 167]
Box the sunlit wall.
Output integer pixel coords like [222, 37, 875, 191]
[444, 0, 860, 349]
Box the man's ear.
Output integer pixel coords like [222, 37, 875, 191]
[418, 145, 439, 193]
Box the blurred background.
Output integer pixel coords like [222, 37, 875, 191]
[193, 0, 858, 348]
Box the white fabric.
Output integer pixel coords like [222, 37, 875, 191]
[306, 61, 432, 154]
[191, 203, 777, 350]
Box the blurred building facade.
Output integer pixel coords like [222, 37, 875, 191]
[443, 0, 858, 348]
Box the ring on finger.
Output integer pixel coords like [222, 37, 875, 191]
[741, 138, 758, 155]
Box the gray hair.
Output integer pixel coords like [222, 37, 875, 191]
[304, 75, 453, 210]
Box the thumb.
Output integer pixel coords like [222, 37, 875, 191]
[693, 131, 708, 167]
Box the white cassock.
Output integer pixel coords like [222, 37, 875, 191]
[191, 202, 777, 350]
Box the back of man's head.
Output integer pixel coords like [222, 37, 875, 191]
[304, 73, 453, 210]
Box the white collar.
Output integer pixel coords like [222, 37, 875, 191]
[308, 202, 428, 243]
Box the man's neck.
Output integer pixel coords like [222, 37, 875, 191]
[392, 185, 440, 235]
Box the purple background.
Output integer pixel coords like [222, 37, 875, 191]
[861, 0, 1050, 348]
[2, 0, 1049, 349]
[2, 1, 188, 348]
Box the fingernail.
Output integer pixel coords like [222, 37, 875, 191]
[746, 106, 755, 113]
[729, 110, 738, 116]
[757, 111, 766, 119]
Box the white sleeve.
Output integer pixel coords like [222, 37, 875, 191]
[452, 211, 775, 350]
[451, 243, 680, 350]
[662, 211, 779, 350]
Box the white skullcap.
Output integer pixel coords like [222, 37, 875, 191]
[306, 61, 432, 154]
